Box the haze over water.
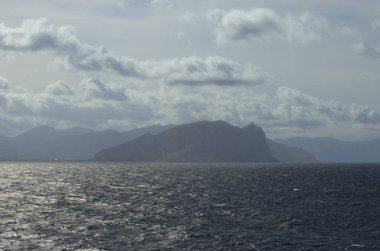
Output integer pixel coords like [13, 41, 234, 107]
[1, 162, 379, 250]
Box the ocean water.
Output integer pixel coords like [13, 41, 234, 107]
[0, 163, 379, 250]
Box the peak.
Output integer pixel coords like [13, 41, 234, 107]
[212, 120, 231, 126]
[243, 122, 259, 129]
[99, 129, 120, 134]
[187, 120, 232, 126]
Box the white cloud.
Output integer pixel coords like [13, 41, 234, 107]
[273, 87, 380, 127]
[1, 79, 380, 136]
[0, 76, 9, 90]
[207, 8, 328, 44]
[0, 78, 154, 133]
[0, 18, 79, 52]
[45, 80, 74, 96]
[79, 77, 128, 101]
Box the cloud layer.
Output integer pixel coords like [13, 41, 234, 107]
[0, 19, 265, 86]
[0, 2, 379, 139]
[273, 87, 380, 127]
[1, 78, 379, 136]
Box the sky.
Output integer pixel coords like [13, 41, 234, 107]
[0, 0, 380, 140]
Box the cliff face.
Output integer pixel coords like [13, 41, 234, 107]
[94, 121, 278, 163]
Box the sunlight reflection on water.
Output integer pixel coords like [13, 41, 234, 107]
[0, 162, 379, 250]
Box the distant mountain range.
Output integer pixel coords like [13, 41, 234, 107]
[276, 137, 380, 163]
[3, 120, 378, 163]
[94, 121, 316, 163]
[0, 124, 174, 160]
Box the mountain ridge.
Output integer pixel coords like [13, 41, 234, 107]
[0, 124, 174, 160]
[276, 137, 380, 163]
[0, 121, 322, 163]
[94, 121, 310, 163]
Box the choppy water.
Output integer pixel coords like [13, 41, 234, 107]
[0, 163, 379, 250]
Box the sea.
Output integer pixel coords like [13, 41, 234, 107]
[0, 162, 379, 250]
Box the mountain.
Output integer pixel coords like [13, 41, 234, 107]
[22, 124, 175, 160]
[0, 126, 94, 160]
[267, 139, 318, 163]
[94, 121, 278, 162]
[0, 122, 319, 162]
[277, 137, 380, 163]
[0, 136, 17, 160]
[13, 126, 94, 146]
[0, 124, 174, 161]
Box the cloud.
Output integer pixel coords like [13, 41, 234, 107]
[372, 18, 380, 31]
[115, 0, 173, 12]
[354, 41, 380, 59]
[353, 19, 380, 59]
[0, 18, 79, 52]
[1, 79, 380, 136]
[273, 87, 380, 127]
[177, 31, 192, 46]
[349, 103, 380, 124]
[207, 8, 328, 44]
[0, 78, 153, 133]
[0, 76, 9, 90]
[45, 77, 129, 101]
[79, 77, 128, 101]
[178, 11, 199, 24]
[0, 19, 265, 86]
[45, 80, 75, 96]
[146, 56, 266, 86]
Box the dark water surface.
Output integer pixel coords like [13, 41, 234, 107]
[0, 163, 379, 250]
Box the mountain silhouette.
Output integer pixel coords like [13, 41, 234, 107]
[0, 124, 174, 160]
[0, 121, 318, 162]
[277, 137, 380, 163]
[94, 121, 278, 162]
[267, 139, 317, 163]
